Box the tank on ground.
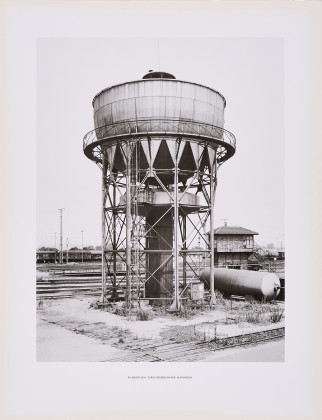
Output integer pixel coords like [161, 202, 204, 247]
[200, 267, 280, 301]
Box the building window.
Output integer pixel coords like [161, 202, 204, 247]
[244, 236, 253, 249]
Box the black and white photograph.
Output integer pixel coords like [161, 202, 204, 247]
[36, 37, 285, 363]
[2, 2, 321, 420]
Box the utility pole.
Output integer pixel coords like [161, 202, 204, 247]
[198, 234, 201, 276]
[81, 230, 84, 263]
[58, 208, 64, 264]
[66, 237, 70, 264]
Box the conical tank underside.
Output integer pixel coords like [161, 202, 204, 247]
[103, 138, 219, 184]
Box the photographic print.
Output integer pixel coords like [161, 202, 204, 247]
[36, 38, 285, 362]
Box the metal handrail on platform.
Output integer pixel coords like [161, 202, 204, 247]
[83, 118, 236, 162]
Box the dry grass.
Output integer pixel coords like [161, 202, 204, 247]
[160, 324, 203, 342]
[110, 326, 131, 345]
[231, 303, 284, 325]
[112, 304, 128, 316]
[269, 308, 284, 323]
[90, 292, 284, 327]
[136, 308, 152, 321]
[177, 305, 198, 318]
[37, 300, 44, 309]
[208, 294, 285, 325]
[244, 310, 264, 324]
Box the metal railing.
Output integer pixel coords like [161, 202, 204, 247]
[252, 242, 277, 272]
[83, 118, 236, 153]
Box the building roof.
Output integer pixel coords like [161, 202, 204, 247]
[68, 249, 91, 253]
[213, 226, 259, 235]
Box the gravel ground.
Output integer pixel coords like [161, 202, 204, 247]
[37, 295, 285, 361]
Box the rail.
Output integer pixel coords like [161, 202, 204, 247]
[103, 327, 285, 362]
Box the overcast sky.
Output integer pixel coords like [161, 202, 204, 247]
[37, 37, 284, 249]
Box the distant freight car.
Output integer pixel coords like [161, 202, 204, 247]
[66, 250, 92, 262]
[36, 250, 58, 263]
[90, 250, 103, 261]
[36, 249, 102, 263]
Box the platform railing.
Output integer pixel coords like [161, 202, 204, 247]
[83, 118, 236, 152]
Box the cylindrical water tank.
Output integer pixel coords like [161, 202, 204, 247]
[92, 76, 226, 133]
[84, 71, 236, 173]
[200, 267, 280, 301]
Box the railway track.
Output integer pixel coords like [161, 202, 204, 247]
[36, 272, 197, 300]
[36, 277, 102, 299]
[103, 327, 285, 362]
[37, 275, 285, 303]
[36, 273, 127, 299]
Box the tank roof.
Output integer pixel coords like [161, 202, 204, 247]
[92, 75, 226, 107]
[142, 70, 176, 79]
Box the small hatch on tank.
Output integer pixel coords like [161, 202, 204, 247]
[142, 70, 176, 79]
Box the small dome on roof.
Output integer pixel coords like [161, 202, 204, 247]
[142, 70, 176, 80]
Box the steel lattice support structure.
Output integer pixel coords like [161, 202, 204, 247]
[83, 69, 236, 310]
[84, 118, 236, 309]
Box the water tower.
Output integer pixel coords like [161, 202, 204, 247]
[83, 71, 236, 309]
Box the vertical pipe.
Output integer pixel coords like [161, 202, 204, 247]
[126, 142, 132, 310]
[101, 153, 106, 303]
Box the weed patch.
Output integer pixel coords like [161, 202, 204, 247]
[269, 309, 284, 323]
[37, 300, 44, 310]
[136, 308, 151, 321]
[244, 310, 264, 324]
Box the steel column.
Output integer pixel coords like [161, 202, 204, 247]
[125, 142, 132, 309]
[101, 152, 107, 302]
[209, 149, 217, 305]
[172, 139, 180, 310]
[112, 177, 117, 299]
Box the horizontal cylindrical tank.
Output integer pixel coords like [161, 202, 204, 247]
[200, 267, 280, 301]
[93, 78, 226, 131]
